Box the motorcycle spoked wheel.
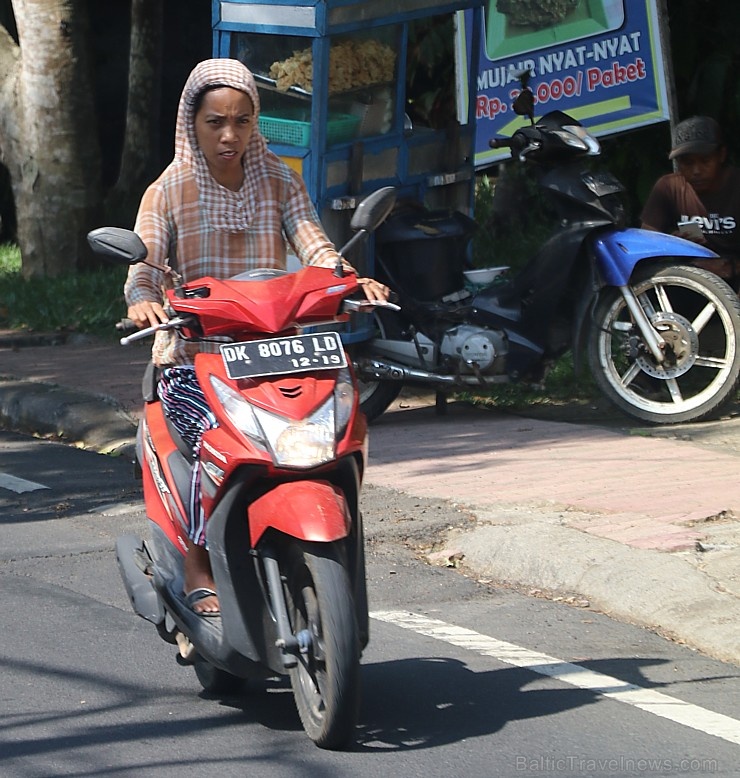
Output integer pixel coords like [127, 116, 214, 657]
[588, 263, 740, 424]
[349, 308, 403, 423]
[283, 540, 360, 750]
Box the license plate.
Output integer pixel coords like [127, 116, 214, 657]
[220, 332, 347, 380]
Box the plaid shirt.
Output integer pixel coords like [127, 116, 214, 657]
[124, 154, 339, 366]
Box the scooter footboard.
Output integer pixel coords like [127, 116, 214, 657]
[248, 481, 351, 545]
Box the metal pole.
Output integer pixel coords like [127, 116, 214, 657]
[656, 0, 679, 169]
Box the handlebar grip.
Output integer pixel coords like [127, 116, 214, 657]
[489, 137, 513, 149]
[115, 318, 136, 332]
[118, 314, 197, 346]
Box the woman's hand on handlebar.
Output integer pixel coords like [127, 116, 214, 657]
[356, 277, 391, 302]
[127, 300, 169, 329]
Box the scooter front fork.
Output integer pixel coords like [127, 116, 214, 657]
[260, 546, 307, 669]
[618, 285, 666, 363]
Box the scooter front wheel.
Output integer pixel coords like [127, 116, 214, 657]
[588, 263, 740, 424]
[283, 541, 360, 750]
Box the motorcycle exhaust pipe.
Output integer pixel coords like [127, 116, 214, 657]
[356, 357, 504, 386]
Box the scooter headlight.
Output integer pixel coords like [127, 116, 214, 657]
[556, 125, 600, 155]
[334, 367, 355, 437]
[265, 398, 336, 468]
[209, 369, 356, 469]
[209, 375, 266, 446]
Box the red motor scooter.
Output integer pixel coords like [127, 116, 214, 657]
[87, 187, 396, 750]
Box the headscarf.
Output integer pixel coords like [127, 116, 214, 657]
[174, 58, 269, 232]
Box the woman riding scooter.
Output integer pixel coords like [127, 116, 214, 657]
[124, 58, 388, 617]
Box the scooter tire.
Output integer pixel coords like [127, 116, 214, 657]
[193, 658, 242, 696]
[588, 263, 740, 424]
[283, 541, 360, 750]
[349, 308, 403, 423]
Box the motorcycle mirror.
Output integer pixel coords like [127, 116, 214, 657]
[512, 68, 535, 125]
[333, 187, 397, 276]
[513, 88, 535, 125]
[87, 227, 148, 265]
[350, 187, 397, 233]
[87, 226, 177, 286]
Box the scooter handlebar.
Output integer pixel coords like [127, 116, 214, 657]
[342, 298, 401, 314]
[119, 315, 195, 346]
[489, 137, 513, 149]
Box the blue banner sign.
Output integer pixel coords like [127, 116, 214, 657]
[469, 0, 670, 167]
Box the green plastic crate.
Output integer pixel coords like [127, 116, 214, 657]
[259, 111, 360, 147]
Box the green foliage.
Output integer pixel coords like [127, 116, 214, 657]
[460, 351, 598, 410]
[406, 15, 457, 129]
[0, 242, 20, 275]
[472, 167, 556, 270]
[0, 244, 127, 335]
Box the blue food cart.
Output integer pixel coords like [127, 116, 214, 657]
[211, 0, 483, 338]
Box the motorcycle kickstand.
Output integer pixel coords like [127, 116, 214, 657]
[435, 391, 447, 415]
[408, 325, 448, 415]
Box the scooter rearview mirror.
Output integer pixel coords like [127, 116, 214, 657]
[511, 68, 535, 126]
[350, 187, 397, 233]
[333, 187, 397, 277]
[87, 227, 148, 266]
[513, 88, 535, 125]
[87, 226, 176, 281]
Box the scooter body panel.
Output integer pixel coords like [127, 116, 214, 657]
[139, 409, 189, 552]
[591, 227, 718, 286]
[248, 480, 351, 545]
[124, 335, 369, 677]
[171, 268, 358, 339]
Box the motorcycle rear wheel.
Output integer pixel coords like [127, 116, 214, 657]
[349, 309, 403, 423]
[588, 263, 740, 424]
[283, 541, 360, 750]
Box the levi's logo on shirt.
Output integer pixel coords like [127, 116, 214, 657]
[681, 213, 737, 234]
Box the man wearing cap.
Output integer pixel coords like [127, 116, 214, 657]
[641, 115, 740, 283]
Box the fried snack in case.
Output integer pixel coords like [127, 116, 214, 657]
[269, 39, 396, 94]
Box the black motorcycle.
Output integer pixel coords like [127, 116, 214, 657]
[351, 82, 740, 425]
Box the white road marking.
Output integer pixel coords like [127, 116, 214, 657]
[0, 473, 50, 493]
[371, 610, 740, 747]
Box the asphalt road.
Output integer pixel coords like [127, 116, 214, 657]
[2, 430, 739, 777]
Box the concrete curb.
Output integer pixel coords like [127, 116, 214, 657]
[444, 521, 740, 667]
[0, 379, 137, 459]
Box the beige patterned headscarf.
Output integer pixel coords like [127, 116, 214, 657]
[175, 58, 269, 232]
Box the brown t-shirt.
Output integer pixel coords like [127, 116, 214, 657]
[641, 167, 740, 276]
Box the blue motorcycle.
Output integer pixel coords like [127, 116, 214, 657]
[352, 87, 740, 425]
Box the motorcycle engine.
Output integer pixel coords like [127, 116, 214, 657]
[440, 325, 507, 374]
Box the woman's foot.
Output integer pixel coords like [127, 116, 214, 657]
[183, 540, 220, 615]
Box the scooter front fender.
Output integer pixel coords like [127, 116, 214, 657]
[593, 227, 718, 287]
[248, 480, 350, 545]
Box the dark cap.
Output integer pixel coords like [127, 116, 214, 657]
[669, 116, 723, 159]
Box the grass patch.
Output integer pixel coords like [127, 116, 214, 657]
[0, 244, 127, 335]
[459, 353, 598, 410]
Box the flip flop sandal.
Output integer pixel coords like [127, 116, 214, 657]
[185, 587, 221, 618]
